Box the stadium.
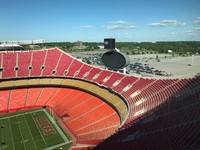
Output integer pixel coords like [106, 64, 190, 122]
[0, 47, 200, 150]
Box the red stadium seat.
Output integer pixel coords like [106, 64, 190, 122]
[26, 88, 43, 107]
[2, 52, 17, 78]
[0, 48, 200, 149]
[42, 48, 62, 76]
[30, 50, 47, 76]
[17, 51, 32, 77]
[9, 88, 28, 109]
[0, 90, 10, 112]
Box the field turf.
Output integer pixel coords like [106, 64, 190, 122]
[0, 109, 72, 150]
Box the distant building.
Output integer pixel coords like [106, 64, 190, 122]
[74, 41, 87, 49]
[0, 39, 45, 45]
[0, 43, 25, 51]
[74, 41, 83, 48]
[28, 45, 41, 50]
[98, 45, 104, 49]
[168, 50, 173, 53]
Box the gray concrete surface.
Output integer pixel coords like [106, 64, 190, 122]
[129, 54, 200, 79]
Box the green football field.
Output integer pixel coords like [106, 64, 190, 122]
[0, 109, 72, 150]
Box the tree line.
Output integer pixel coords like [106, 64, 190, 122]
[29, 41, 200, 55]
[116, 41, 200, 54]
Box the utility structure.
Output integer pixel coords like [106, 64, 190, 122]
[102, 38, 130, 74]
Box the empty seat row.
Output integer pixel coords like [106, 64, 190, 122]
[0, 86, 120, 144]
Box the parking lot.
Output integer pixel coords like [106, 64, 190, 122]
[72, 52, 200, 79]
[129, 54, 200, 79]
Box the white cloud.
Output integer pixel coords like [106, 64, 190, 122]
[108, 21, 129, 24]
[170, 32, 178, 35]
[106, 20, 136, 30]
[150, 23, 168, 27]
[194, 27, 200, 31]
[184, 30, 193, 33]
[107, 25, 135, 30]
[183, 27, 200, 37]
[183, 27, 200, 34]
[79, 25, 95, 29]
[149, 20, 186, 27]
[194, 17, 200, 24]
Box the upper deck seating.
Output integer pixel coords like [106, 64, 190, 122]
[1, 52, 17, 78]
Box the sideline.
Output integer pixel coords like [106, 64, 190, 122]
[43, 109, 70, 150]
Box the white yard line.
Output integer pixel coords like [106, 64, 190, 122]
[23, 115, 37, 150]
[0, 120, 3, 143]
[43, 109, 69, 142]
[16, 117, 26, 150]
[42, 109, 70, 150]
[0, 109, 70, 150]
[31, 113, 48, 148]
[0, 125, 6, 150]
[0, 109, 43, 120]
[8, 118, 15, 150]
[43, 141, 70, 150]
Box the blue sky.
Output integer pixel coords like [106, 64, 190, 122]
[0, 0, 200, 42]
